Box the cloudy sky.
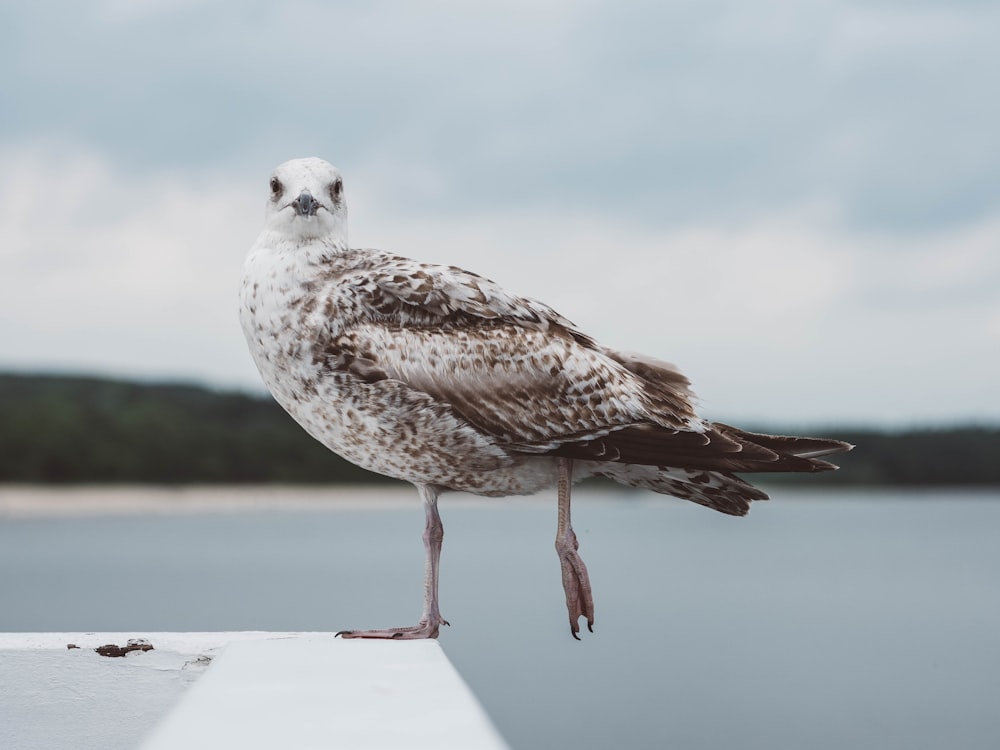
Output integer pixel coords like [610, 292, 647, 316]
[2, 1, 998, 427]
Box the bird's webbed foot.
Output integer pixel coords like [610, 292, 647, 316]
[336, 615, 450, 640]
[556, 527, 595, 639]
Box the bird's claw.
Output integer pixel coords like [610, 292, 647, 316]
[557, 530, 595, 639]
[335, 617, 449, 640]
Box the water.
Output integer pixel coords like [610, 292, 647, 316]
[2, 488, 998, 749]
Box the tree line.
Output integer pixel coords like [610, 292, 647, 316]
[1, 373, 998, 486]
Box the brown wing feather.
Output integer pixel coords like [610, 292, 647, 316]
[321, 323, 677, 445]
[540, 422, 851, 473]
[317, 252, 851, 476]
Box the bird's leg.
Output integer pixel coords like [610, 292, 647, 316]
[337, 484, 449, 640]
[555, 457, 594, 639]
[416, 483, 449, 632]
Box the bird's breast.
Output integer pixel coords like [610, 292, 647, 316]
[237, 249, 562, 495]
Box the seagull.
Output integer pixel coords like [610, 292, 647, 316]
[239, 157, 853, 640]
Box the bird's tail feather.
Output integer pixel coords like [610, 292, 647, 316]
[541, 422, 852, 474]
[590, 462, 768, 517]
[711, 423, 854, 471]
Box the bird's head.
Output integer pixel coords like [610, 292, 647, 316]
[263, 157, 348, 245]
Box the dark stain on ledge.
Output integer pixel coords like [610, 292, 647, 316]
[94, 638, 155, 657]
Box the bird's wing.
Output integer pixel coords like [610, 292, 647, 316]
[315, 254, 699, 446]
[337, 251, 581, 333]
[316, 254, 851, 473]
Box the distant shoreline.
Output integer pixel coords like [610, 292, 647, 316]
[0, 484, 582, 518]
[0, 485, 422, 518]
[4, 373, 1000, 487]
[3, 484, 997, 519]
[5, 373, 1000, 489]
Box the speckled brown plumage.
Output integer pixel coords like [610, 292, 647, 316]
[239, 157, 853, 639]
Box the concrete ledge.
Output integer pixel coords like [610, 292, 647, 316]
[0, 633, 508, 750]
[141, 637, 508, 750]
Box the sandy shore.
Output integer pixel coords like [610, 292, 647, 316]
[0, 484, 557, 518]
[0, 485, 423, 518]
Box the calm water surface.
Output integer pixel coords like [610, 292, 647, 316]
[2, 487, 998, 750]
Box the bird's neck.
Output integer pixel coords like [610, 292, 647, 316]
[254, 230, 348, 265]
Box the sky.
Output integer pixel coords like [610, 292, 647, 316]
[1, 0, 998, 427]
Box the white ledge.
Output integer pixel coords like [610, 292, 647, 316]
[0, 632, 509, 750]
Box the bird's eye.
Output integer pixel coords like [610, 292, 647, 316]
[269, 177, 283, 200]
[329, 179, 343, 202]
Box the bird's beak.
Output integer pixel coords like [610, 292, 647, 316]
[292, 191, 319, 220]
